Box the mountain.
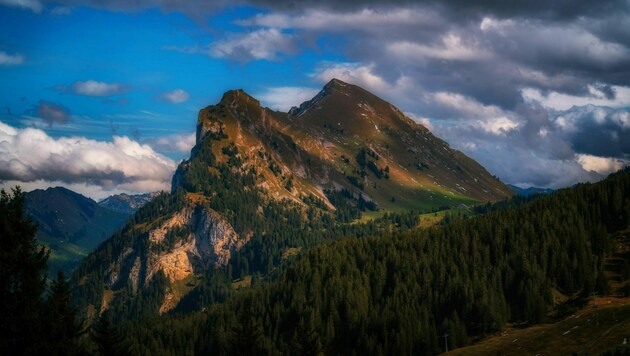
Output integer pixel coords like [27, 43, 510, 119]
[114, 168, 630, 354]
[175, 78, 512, 211]
[508, 184, 555, 196]
[25, 187, 132, 274]
[71, 79, 513, 321]
[98, 192, 161, 214]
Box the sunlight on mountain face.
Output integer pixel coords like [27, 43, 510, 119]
[0, 0, 629, 354]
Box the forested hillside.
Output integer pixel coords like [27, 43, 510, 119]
[70, 136, 422, 322]
[113, 168, 630, 355]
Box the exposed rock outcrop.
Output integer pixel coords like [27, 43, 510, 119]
[103, 204, 245, 313]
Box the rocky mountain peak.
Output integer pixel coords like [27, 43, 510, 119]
[288, 78, 352, 117]
[219, 89, 260, 109]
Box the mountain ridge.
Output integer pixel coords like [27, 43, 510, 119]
[98, 191, 161, 214]
[179, 78, 513, 211]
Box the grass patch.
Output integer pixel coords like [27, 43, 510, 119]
[282, 247, 302, 260]
[172, 274, 197, 296]
[451, 297, 630, 355]
[232, 275, 252, 290]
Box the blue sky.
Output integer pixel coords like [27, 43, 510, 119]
[0, 0, 629, 199]
[0, 6, 331, 142]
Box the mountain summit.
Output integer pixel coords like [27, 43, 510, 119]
[175, 78, 512, 210]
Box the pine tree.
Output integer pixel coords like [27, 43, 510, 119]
[91, 310, 129, 356]
[228, 311, 270, 356]
[46, 271, 85, 355]
[0, 187, 49, 355]
[291, 313, 323, 356]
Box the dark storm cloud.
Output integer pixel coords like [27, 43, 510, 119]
[250, 0, 629, 21]
[555, 106, 630, 158]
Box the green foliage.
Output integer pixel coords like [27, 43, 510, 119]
[1, 188, 84, 355]
[355, 148, 367, 167]
[91, 310, 129, 356]
[285, 177, 294, 192]
[1, 187, 49, 354]
[45, 271, 85, 355]
[345, 174, 365, 189]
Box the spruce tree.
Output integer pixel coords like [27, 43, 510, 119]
[91, 310, 128, 356]
[46, 271, 84, 355]
[0, 187, 49, 355]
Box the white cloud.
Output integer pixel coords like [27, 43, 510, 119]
[147, 132, 195, 154]
[480, 17, 629, 67]
[577, 154, 627, 174]
[430, 91, 508, 119]
[0, 51, 24, 65]
[0, 0, 41, 12]
[522, 86, 630, 110]
[50, 5, 72, 15]
[210, 28, 297, 61]
[0, 179, 165, 201]
[54, 80, 129, 97]
[160, 89, 190, 104]
[255, 86, 320, 112]
[476, 117, 520, 135]
[388, 34, 492, 61]
[0, 121, 176, 197]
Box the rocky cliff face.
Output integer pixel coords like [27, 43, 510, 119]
[102, 204, 245, 313]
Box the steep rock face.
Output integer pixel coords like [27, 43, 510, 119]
[194, 208, 244, 267]
[103, 204, 245, 313]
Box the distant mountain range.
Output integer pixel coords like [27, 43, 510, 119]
[24, 187, 157, 274]
[98, 192, 160, 214]
[508, 184, 555, 196]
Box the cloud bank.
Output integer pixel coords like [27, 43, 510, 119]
[0, 121, 177, 198]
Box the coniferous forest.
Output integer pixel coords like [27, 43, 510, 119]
[1, 166, 630, 354]
[110, 168, 630, 355]
[3, 167, 625, 354]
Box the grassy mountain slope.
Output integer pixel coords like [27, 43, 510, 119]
[451, 296, 630, 355]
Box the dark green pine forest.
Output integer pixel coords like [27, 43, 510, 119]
[110, 168, 628, 354]
[2, 153, 630, 354]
